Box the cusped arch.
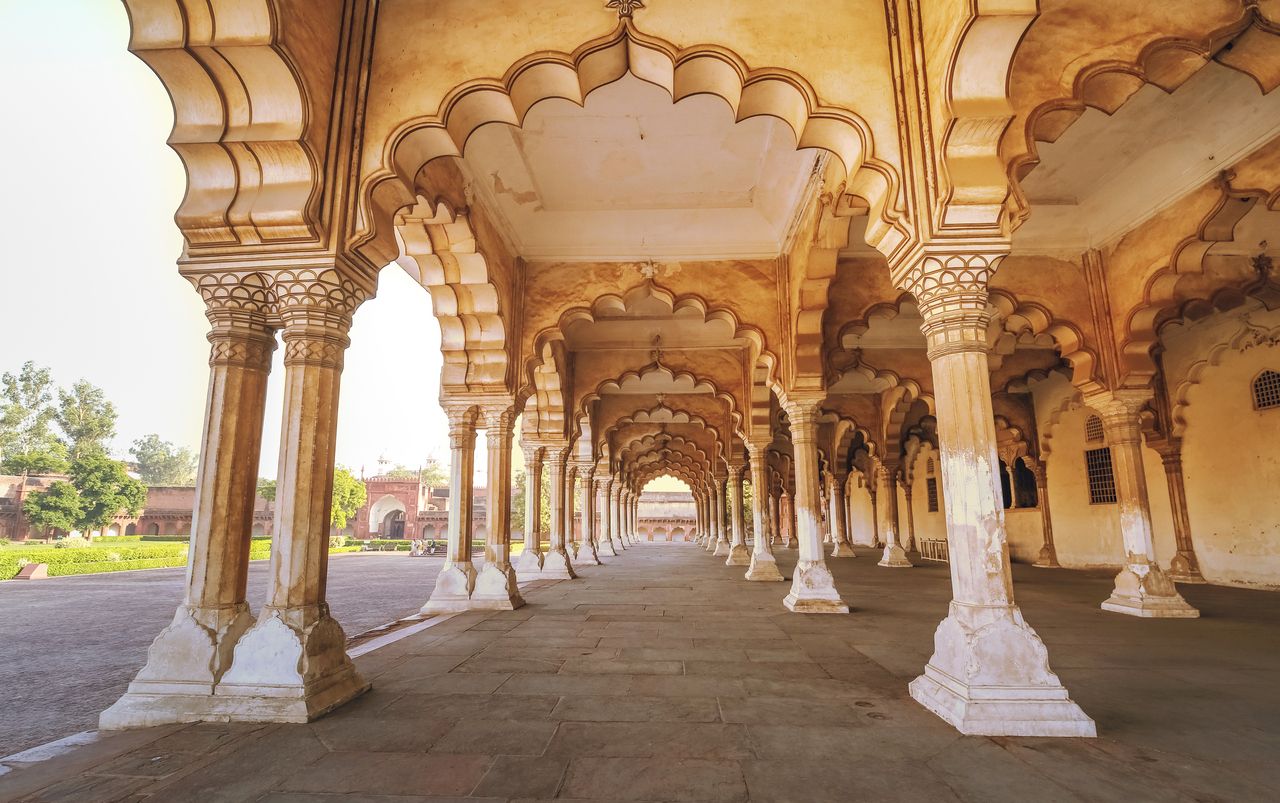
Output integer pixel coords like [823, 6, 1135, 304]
[355, 20, 905, 266]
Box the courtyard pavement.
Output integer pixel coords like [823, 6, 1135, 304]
[0, 553, 443, 757]
[2, 543, 1278, 801]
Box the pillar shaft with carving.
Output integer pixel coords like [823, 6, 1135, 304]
[726, 464, 750, 565]
[903, 250, 1094, 737]
[575, 464, 601, 565]
[1029, 461, 1059, 568]
[781, 398, 848, 613]
[472, 405, 524, 609]
[218, 275, 369, 721]
[877, 462, 912, 568]
[1159, 445, 1204, 583]
[1094, 394, 1198, 617]
[745, 442, 783, 581]
[421, 406, 480, 612]
[542, 448, 576, 579]
[597, 478, 618, 557]
[828, 473, 856, 557]
[512, 444, 544, 578]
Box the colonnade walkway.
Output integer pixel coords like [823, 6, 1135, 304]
[3, 544, 1278, 802]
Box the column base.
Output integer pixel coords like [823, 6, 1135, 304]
[878, 544, 914, 568]
[540, 548, 577, 580]
[782, 560, 849, 613]
[783, 537, 799, 549]
[421, 562, 478, 614]
[712, 539, 731, 557]
[725, 544, 751, 566]
[471, 562, 525, 610]
[211, 607, 369, 724]
[830, 541, 857, 558]
[909, 602, 1096, 737]
[597, 540, 619, 557]
[100, 602, 254, 730]
[511, 549, 544, 580]
[745, 553, 785, 582]
[1168, 551, 1207, 584]
[1033, 543, 1060, 568]
[1101, 562, 1199, 618]
[612, 537, 627, 552]
[573, 543, 602, 566]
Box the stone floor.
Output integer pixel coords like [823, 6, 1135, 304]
[0, 553, 444, 756]
[2, 543, 1278, 802]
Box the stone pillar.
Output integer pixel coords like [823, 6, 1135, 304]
[766, 489, 780, 547]
[630, 494, 638, 543]
[725, 464, 750, 565]
[877, 461, 912, 568]
[471, 405, 524, 609]
[828, 473, 856, 557]
[217, 283, 368, 721]
[778, 491, 794, 547]
[869, 487, 881, 547]
[904, 252, 1094, 736]
[574, 463, 601, 565]
[597, 478, 618, 557]
[902, 481, 918, 553]
[1094, 393, 1198, 617]
[711, 474, 731, 556]
[512, 444, 544, 578]
[1028, 460, 1060, 568]
[745, 442, 783, 581]
[421, 406, 480, 612]
[541, 448, 576, 579]
[781, 398, 848, 613]
[1158, 444, 1205, 583]
[611, 481, 625, 552]
[102, 299, 276, 729]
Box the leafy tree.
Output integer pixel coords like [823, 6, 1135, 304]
[384, 464, 419, 479]
[331, 467, 367, 529]
[55, 380, 118, 460]
[420, 459, 447, 486]
[130, 434, 197, 486]
[256, 477, 277, 501]
[0, 362, 58, 460]
[68, 452, 147, 535]
[22, 480, 82, 534]
[1, 442, 70, 475]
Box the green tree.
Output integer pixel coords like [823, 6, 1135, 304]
[55, 380, 118, 460]
[22, 480, 82, 534]
[68, 452, 147, 535]
[331, 467, 367, 529]
[256, 477, 277, 501]
[385, 464, 419, 479]
[130, 434, 197, 486]
[420, 459, 447, 486]
[0, 361, 58, 460]
[0, 442, 70, 475]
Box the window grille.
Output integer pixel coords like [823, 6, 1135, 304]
[926, 457, 934, 474]
[1253, 370, 1280, 410]
[1085, 414, 1104, 442]
[1085, 447, 1117, 505]
[926, 477, 939, 512]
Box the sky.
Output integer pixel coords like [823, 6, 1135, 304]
[0, 0, 457, 480]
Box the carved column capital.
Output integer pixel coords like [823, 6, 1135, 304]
[1089, 390, 1153, 446]
[781, 396, 822, 442]
[895, 245, 1007, 359]
[482, 403, 517, 437]
[521, 442, 543, 468]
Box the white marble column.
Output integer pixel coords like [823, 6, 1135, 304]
[472, 404, 524, 609]
[877, 462, 913, 568]
[217, 286, 368, 720]
[745, 443, 783, 581]
[904, 252, 1094, 736]
[1027, 460, 1060, 568]
[712, 474, 731, 556]
[597, 478, 618, 557]
[828, 472, 856, 558]
[766, 488, 780, 547]
[726, 464, 751, 566]
[1094, 393, 1198, 617]
[902, 481, 918, 553]
[780, 490, 798, 548]
[512, 444, 544, 578]
[611, 481, 625, 552]
[574, 463, 601, 565]
[1158, 445, 1204, 583]
[103, 298, 276, 729]
[780, 398, 848, 613]
[421, 406, 480, 612]
[541, 447, 576, 579]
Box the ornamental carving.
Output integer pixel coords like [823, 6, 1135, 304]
[208, 334, 275, 370]
[281, 336, 346, 369]
[273, 268, 370, 317]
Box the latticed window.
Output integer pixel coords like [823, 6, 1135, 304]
[926, 477, 939, 512]
[1084, 414, 1104, 443]
[1085, 447, 1117, 505]
[1253, 370, 1280, 410]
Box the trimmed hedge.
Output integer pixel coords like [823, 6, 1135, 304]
[2, 538, 360, 579]
[45, 557, 189, 576]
